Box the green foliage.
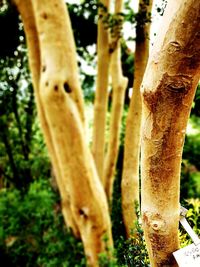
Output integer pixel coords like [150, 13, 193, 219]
[0, 39, 50, 190]
[183, 116, 200, 170]
[98, 235, 118, 267]
[192, 84, 200, 116]
[186, 199, 200, 237]
[100, 196, 150, 267]
[181, 115, 200, 199]
[111, 165, 126, 244]
[0, 179, 86, 267]
[110, 158, 150, 267]
[97, 1, 124, 45]
[180, 198, 200, 247]
[1, 177, 198, 266]
[181, 161, 200, 199]
[115, 227, 150, 267]
[114, 202, 150, 266]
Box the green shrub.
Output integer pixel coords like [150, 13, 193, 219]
[180, 198, 200, 247]
[183, 116, 200, 170]
[181, 160, 200, 199]
[0, 179, 86, 267]
[97, 219, 150, 267]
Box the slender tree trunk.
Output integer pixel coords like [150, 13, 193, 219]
[1, 125, 19, 185]
[11, 80, 33, 185]
[25, 84, 34, 156]
[13, 0, 79, 237]
[122, 0, 153, 237]
[103, 0, 128, 200]
[11, 78, 30, 161]
[92, 0, 110, 181]
[29, 0, 113, 265]
[141, 0, 200, 266]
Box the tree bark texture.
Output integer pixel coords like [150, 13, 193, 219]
[122, 0, 153, 237]
[103, 0, 128, 201]
[92, 0, 111, 181]
[15, 0, 113, 265]
[141, 0, 200, 266]
[13, 0, 79, 237]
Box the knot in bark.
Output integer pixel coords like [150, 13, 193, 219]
[143, 211, 166, 232]
[166, 80, 187, 94]
[167, 41, 181, 54]
[164, 73, 191, 95]
[150, 219, 165, 231]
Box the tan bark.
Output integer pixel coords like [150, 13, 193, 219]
[141, 0, 200, 266]
[30, 0, 113, 265]
[92, 0, 111, 180]
[122, 0, 153, 237]
[103, 0, 128, 200]
[13, 0, 79, 237]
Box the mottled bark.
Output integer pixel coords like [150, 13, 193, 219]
[122, 0, 153, 237]
[141, 0, 200, 266]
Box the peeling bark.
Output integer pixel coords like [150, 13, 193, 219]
[103, 0, 128, 200]
[141, 0, 200, 266]
[122, 0, 153, 237]
[92, 0, 111, 180]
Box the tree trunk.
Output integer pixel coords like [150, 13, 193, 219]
[92, 0, 110, 181]
[25, 84, 34, 157]
[11, 78, 29, 161]
[141, 0, 200, 266]
[13, 0, 79, 236]
[122, 0, 153, 237]
[103, 0, 128, 200]
[31, 0, 113, 265]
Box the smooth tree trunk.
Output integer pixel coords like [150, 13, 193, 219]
[140, 0, 200, 266]
[13, 0, 79, 236]
[122, 0, 153, 237]
[92, 0, 111, 181]
[103, 0, 128, 200]
[28, 0, 113, 265]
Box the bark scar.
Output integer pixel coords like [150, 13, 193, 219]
[164, 73, 191, 95]
[167, 41, 181, 54]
